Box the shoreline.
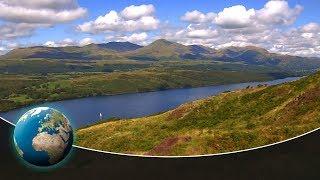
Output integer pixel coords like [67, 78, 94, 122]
[0, 76, 299, 113]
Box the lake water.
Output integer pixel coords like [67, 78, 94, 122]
[0, 77, 300, 128]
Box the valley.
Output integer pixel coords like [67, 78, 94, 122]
[1, 39, 319, 112]
[0, 60, 291, 112]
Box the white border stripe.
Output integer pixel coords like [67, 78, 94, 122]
[2, 117, 318, 158]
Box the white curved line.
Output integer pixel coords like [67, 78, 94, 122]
[73, 127, 320, 158]
[0, 117, 16, 126]
[2, 116, 318, 158]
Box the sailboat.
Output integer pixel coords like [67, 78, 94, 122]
[99, 113, 103, 120]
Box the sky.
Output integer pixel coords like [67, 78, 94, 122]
[0, 0, 319, 57]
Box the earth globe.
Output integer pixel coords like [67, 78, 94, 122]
[13, 107, 73, 167]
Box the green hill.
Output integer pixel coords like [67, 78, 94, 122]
[1, 45, 121, 60]
[125, 39, 192, 61]
[76, 71, 320, 156]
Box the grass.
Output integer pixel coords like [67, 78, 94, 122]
[76, 71, 320, 156]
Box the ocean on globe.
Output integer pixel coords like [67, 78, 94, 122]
[13, 107, 73, 167]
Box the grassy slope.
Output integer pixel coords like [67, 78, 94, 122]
[76, 71, 320, 156]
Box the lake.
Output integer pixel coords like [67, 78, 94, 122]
[0, 77, 300, 128]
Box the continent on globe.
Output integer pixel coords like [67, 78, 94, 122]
[13, 107, 73, 167]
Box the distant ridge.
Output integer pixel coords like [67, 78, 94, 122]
[1, 39, 320, 72]
[87, 42, 143, 52]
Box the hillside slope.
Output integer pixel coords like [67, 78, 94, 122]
[1, 46, 122, 60]
[76, 71, 320, 156]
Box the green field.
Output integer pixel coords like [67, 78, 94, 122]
[76, 71, 320, 156]
[0, 60, 293, 112]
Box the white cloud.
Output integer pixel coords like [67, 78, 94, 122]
[301, 22, 320, 32]
[182, 1, 302, 30]
[163, 0, 320, 56]
[181, 10, 216, 23]
[269, 24, 320, 57]
[61, 38, 75, 46]
[301, 33, 314, 39]
[215, 5, 255, 29]
[121, 4, 155, 20]
[0, 46, 8, 55]
[185, 25, 218, 39]
[79, 37, 94, 46]
[122, 32, 148, 43]
[1, 0, 78, 10]
[256, 0, 303, 26]
[105, 32, 149, 45]
[0, 0, 87, 24]
[0, 0, 86, 40]
[215, 41, 254, 49]
[78, 4, 159, 34]
[43, 38, 77, 47]
[0, 23, 47, 40]
[44, 41, 57, 47]
[0, 41, 20, 55]
[43, 38, 93, 47]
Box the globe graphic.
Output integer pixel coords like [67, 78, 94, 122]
[13, 107, 73, 167]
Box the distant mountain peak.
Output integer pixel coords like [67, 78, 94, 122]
[92, 41, 143, 52]
[223, 46, 269, 53]
[189, 44, 215, 54]
[150, 39, 175, 46]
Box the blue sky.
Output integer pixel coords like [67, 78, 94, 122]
[0, 0, 319, 56]
[77, 0, 319, 26]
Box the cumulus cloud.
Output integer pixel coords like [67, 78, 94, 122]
[121, 4, 155, 20]
[215, 5, 255, 29]
[105, 32, 149, 45]
[177, 24, 219, 39]
[78, 4, 159, 34]
[269, 23, 320, 57]
[0, 0, 86, 24]
[122, 32, 148, 43]
[44, 38, 77, 47]
[167, 0, 320, 56]
[42, 38, 95, 47]
[171, 22, 320, 57]
[43, 41, 57, 47]
[181, 1, 302, 30]
[256, 0, 303, 26]
[187, 29, 218, 38]
[79, 37, 95, 46]
[0, 0, 86, 40]
[181, 10, 216, 23]
[301, 22, 320, 33]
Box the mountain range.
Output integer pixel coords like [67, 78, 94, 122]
[2, 39, 320, 71]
